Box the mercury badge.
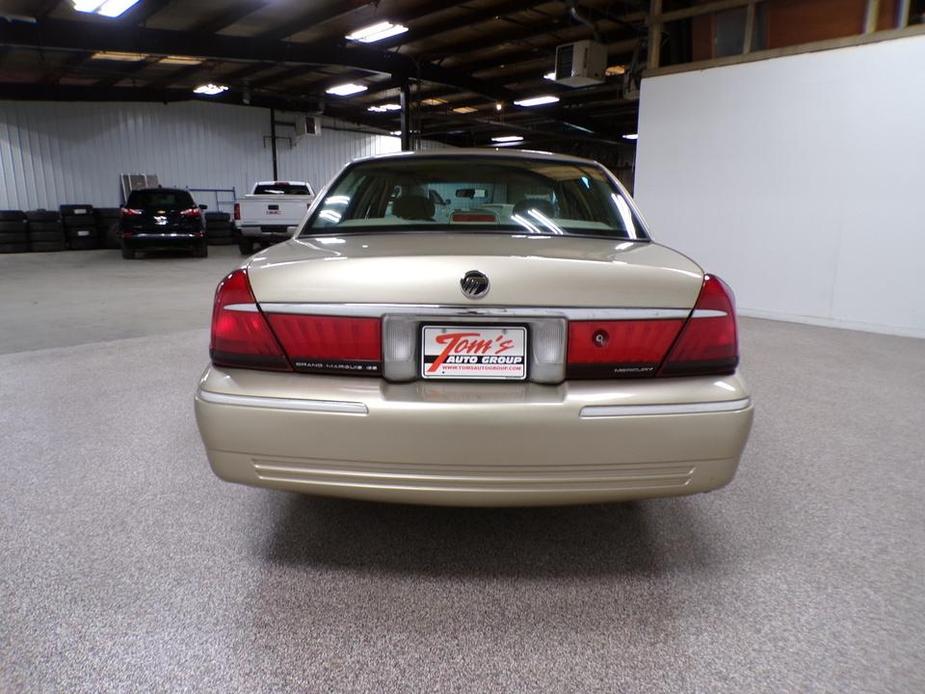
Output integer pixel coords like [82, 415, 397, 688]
[460, 270, 490, 299]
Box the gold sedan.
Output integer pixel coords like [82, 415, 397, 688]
[195, 150, 753, 506]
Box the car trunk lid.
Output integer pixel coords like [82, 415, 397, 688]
[245, 233, 704, 308]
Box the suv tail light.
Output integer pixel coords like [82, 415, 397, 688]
[264, 314, 382, 375]
[120, 207, 142, 216]
[210, 269, 291, 371]
[233, 202, 241, 221]
[180, 207, 201, 217]
[660, 274, 738, 377]
[567, 319, 685, 378]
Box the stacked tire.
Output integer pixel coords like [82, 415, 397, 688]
[26, 210, 67, 252]
[0, 211, 30, 254]
[95, 207, 122, 249]
[205, 211, 233, 246]
[60, 204, 98, 250]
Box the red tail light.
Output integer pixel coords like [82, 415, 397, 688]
[264, 314, 382, 375]
[180, 207, 201, 217]
[660, 274, 738, 377]
[233, 203, 241, 221]
[210, 269, 291, 371]
[120, 207, 142, 216]
[567, 319, 685, 378]
[452, 212, 497, 222]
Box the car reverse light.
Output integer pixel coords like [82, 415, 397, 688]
[233, 202, 241, 221]
[567, 319, 685, 378]
[264, 314, 382, 376]
[660, 274, 738, 377]
[210, 269, 291, 371]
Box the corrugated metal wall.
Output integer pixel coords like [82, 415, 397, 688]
[0, 100, 426, 212]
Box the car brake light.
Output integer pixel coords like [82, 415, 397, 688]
[660, 274, 738, 377]
[210, 269, 291, 371]
[264, 314, 382, 376]
[120, 207, 142, 216]
[567, 319, 685, 378]
[452, 212, 496, 222]
[233, 203, 241, 221]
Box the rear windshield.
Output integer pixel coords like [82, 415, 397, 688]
[126, 190, 195, 209]
[301, 156, 645, 240]
[254, 183, 312, 195]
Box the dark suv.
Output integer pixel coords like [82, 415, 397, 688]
[119, 188, 208, 259]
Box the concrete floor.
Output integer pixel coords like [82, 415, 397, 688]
[1, 248, 923, 693]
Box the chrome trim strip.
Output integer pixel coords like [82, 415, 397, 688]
[224, 303, 260, 313]
[580, 398, 751, 418]
[259, 303, 692, 320]
[691, 309, 728, 318]
[197, 389, 368, 415]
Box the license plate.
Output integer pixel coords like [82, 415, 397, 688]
[421, 325, 527, 380]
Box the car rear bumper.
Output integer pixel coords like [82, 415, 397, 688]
[123, 232, 204, 249]
[194, 366, 754, 506]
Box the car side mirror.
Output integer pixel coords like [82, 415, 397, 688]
[199, 204, 208, 210]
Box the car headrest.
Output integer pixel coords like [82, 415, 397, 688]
[393, 195, 435, 221]
[513, 198, 556, 218]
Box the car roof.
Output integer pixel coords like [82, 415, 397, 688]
[255, 180, 309, 186]
[350, 147, 601, 168]
[130, 188, 191, 194]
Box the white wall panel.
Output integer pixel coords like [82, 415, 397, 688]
[634, 35, 925, 338]
[0, 100, 417, 212]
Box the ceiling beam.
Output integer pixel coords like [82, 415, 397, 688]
[117, 0, 173, 25]
[146, 61, 212, 88]
[194, 1, 267, 34]
[0, 18, 513, 101]
[33, 0, 61, 20]
[371, 0, 550, 50]
[0, 81, 323, 111]
[92, 56, 162, 87]
[258, 0, 369, 41]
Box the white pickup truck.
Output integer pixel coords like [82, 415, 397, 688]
[233, 180, 314, 254]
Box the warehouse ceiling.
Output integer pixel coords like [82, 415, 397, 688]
[0, 0, 647, 150]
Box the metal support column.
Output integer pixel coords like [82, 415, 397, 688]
[269, 107, 279, 180]
[399, 81, 412, 151]
[647, 0, 663, 70]
[863, 0, 881, 33]
[742, 0, 756, 53]
[896, 0, 911, 28]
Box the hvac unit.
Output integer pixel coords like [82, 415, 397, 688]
[296, 115, 322, 137]
[554, 40, 607, 87]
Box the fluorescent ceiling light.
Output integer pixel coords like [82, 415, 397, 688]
[160, 55, 203, 65]
[544, 71, 556, 80]
[622, 133, 639, 140]
[72, 0, 142, 17]
[368, 103, 401, 112]
[345, 21, 409, 43]
[491, 135, 523, 143]
[326, 83, 368, 96]
[452, 106, 478, 114]
[389, 130, 402, 136]
[193, 83, 229, 96]
[90, 51, 146, 61]
[421, 97, 447, 106]
[514, 95, 559, 107]
[605, 65, 627, 76]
